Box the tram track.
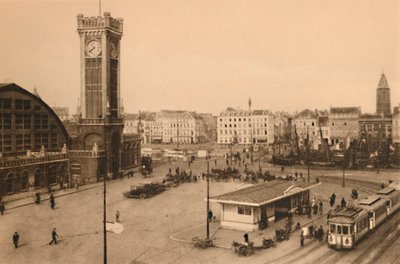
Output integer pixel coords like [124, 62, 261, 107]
[351, 212, 400, 264]
[318, 175, 380, 195]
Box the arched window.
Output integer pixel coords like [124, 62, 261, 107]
[34, 169, 42, 188]
[21, 171, 29, 191]
[48, 166, 57, 185]
[6, 173, 14, 194]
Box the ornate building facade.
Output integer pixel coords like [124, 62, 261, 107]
[68, 12, 140, 184]
[0, 83, 69, 197]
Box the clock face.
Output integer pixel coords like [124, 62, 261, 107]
[86, 40, 102, 57]
[110, 42, 118, 59]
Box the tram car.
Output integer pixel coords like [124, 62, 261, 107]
[327, 183, 400, 249]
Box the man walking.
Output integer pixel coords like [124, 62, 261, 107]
[50, 193, 55, 209]
[13, 232, 19, 248]
[319, 200, 323, 215]
[300, 232, 304, 247]
[49, 228, 59, 245]
[116, 210, 120, 223]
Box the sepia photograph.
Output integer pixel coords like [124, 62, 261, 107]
[0, 0, 399, 263]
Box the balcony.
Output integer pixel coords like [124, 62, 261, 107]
[0, 152, 68, 168]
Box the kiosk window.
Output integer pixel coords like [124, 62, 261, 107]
[330, 224, 336, 233]
[337, 225, 342, 234]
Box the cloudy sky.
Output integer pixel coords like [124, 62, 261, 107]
[0, 0, 399, 115]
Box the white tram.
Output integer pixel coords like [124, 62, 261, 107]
[327, 183, 400, 249]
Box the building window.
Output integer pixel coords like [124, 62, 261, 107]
[0, 113, 12, 130]
[21, 171, 29, 191]
[238, 205, 252, 215]
[5, 173, 14, 194]
[48, 166, 57, 185]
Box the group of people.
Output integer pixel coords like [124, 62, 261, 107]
[12, 228, 59, 249]
[300, 225, 325, 247]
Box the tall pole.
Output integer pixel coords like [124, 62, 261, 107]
[342, 151, 345, 188]
[206, 160, 210, 239]
[103, 167, 107, 264]
[258, 145, 261, 172]
[307, 127, 310, 182]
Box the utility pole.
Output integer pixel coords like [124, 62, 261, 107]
[342, 151, 346, 188]
[103, 166, 107, 264]
[206, 160, 210, 239]
[307, 127, 310, 183]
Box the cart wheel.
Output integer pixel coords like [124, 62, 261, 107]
[238, 246, 248, 256]
[140, 193, 147, 199]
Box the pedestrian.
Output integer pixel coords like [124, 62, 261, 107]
[50, 193, 55, 209]
[300, 172, 303, 179]
[208, 209, 213, 222]
[318, 226, 324, 242]
[341, 197, 347, 208]
[309, 225, 314, 238]
[243, 233, 249, 244]
[381, 182, 385, 189]
[35, 192, 41, 204]
[13, 232, 19, 248]
[116, 210, 120, 223]
[319, 200, 323, 215]
[307, 204, 312, 219]
[0, 201, 5, 215]
[313, 203, 318, 215]
[296, 222, 301, 230]
[214, 159, 217, 166]
[300, 232, 304, 247]
[49, 228, 59, 245]
[188, 160, 191, 168]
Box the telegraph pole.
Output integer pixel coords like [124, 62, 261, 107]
[206, 160, 210, 239]
[307, 127, 310, 183]
[103, 167, 107, 264]
[342, 151, 346, 188]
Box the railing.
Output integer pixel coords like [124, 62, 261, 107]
[0, 153, 68, 168]
[80, 118, 124, 125]
[68, 150, 105, 158]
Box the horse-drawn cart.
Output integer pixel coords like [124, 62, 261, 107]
[192, 237, 214, 249]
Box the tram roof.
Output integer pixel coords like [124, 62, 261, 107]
[329, 207, 366, 223]
[358, 195, 381, 206]
[377, 187, 396, 195]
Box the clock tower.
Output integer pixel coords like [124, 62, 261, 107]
[72, 12, 125, 180]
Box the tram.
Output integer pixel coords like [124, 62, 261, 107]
[327, 182, 400, 249]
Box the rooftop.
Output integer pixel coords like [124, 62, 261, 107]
[330, 107, 361, 115]
[210, 180, 319, 206]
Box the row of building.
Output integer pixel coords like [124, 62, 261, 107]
[217, 73, 400, 151]
[123, 110, 217, 144]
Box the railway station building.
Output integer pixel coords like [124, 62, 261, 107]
[210, 181, 320, 231]
[0, 83, 70, 198]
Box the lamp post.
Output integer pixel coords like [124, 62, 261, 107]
[206, 160, 210, 239]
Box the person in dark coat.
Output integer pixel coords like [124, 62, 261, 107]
[318, 226, 324, 242]
[309, 225, 314, 238]
[0, 202, 5, 215]
[50, 193, 55, 209]
[307, 204, 312, 219]
[208, 209, 213, 222]
[13, 232, 19, 248]
[300, 232, 304, 247]
[35, 193, 41, 204]
[313, 203, 318, 215]
[243, 233, 249, 244]
[319, 200, 323, 215]
[49, 228, 59, 245]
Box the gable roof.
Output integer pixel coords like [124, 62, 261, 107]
[210, 180, 319, 206]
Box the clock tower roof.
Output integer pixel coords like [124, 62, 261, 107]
[377, 73, 389, 89]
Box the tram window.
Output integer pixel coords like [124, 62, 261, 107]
[343, 226, 349, 235]
[330, 224, 336, 233]
[337, 225, 342, 234]
[350, 226, 354, 234]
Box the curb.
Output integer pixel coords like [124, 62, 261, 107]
[5, 180, 119, 211]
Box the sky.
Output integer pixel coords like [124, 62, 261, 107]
[0, 0, 399, 115]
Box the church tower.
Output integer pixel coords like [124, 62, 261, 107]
[73, 12, 124, 180]
[376, 73, 391, 115]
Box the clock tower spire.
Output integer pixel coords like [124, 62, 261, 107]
[77, 12, 123, 120]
